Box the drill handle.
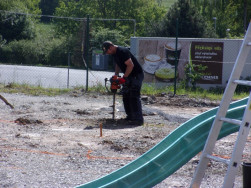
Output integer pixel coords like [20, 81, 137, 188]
[104, 78, 110, 92]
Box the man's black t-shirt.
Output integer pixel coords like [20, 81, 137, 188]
[112, 46, 143, 77]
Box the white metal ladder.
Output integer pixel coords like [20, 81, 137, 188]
[190, 22, 251, 188]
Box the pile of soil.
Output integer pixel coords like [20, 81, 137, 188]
[0, 92, 250, 188]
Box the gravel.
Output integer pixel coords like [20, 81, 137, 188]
[0, 92, 250, 188]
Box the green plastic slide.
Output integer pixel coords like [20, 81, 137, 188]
[76, 98, 248, 188]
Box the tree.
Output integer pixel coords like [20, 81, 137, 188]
[190, 0, 251, 38]
[0, 35, 6, 47]
[23, 0, 41, 15]
[222, 0, 247, 37]
[54, 0, 165, 37]
[39, 0, 59, 22]
[90, 27, 127, 50]
[93, 0, 165, 36]
[0, 0, 40, 42]
[148, 0, 217, 38]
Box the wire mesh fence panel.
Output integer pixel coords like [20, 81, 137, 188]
[0, 11, 136, 89]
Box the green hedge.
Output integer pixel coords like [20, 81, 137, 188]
[0, 37, 69, 66]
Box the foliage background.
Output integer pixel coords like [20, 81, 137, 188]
[0, 0, 250, 68]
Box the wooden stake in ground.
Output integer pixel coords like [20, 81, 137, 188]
[0, 94, 14, 109]
[100, 123, 103, 137]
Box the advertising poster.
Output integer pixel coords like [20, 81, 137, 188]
[190, 42, 224, 84]
[138, 39, 191, 83]
[138, 39, 224, 85]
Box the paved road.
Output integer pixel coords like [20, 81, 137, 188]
[0, 65, 113, 89]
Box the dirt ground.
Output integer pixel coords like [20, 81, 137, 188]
[0, 91, 250, 188]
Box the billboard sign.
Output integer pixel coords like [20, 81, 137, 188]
[190, 42, 224, 84]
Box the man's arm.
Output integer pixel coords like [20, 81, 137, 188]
[115, 64, 120, 75]
[123, 58, 134, 77]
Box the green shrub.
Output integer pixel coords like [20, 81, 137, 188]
[0, 35, 69, 66]
[184, 62, 207, 90]
[90, 27, 128, 50]
[0, 23, 74, 66]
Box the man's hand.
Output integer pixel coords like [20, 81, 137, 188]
[119, 76, 130, 95]
[119, 76, 127, 84]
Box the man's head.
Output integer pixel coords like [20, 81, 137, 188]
[102, 41, 114, 55]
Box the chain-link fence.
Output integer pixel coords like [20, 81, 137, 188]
[1, 11, 251, 90]
[0, 12, 136, 89]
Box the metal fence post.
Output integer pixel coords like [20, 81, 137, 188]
[67, 52, 71, 88]
[174, 18, 179, 96]
[85, 15, 90, 91]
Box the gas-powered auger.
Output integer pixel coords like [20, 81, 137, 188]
[104, 75, 125, 120]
